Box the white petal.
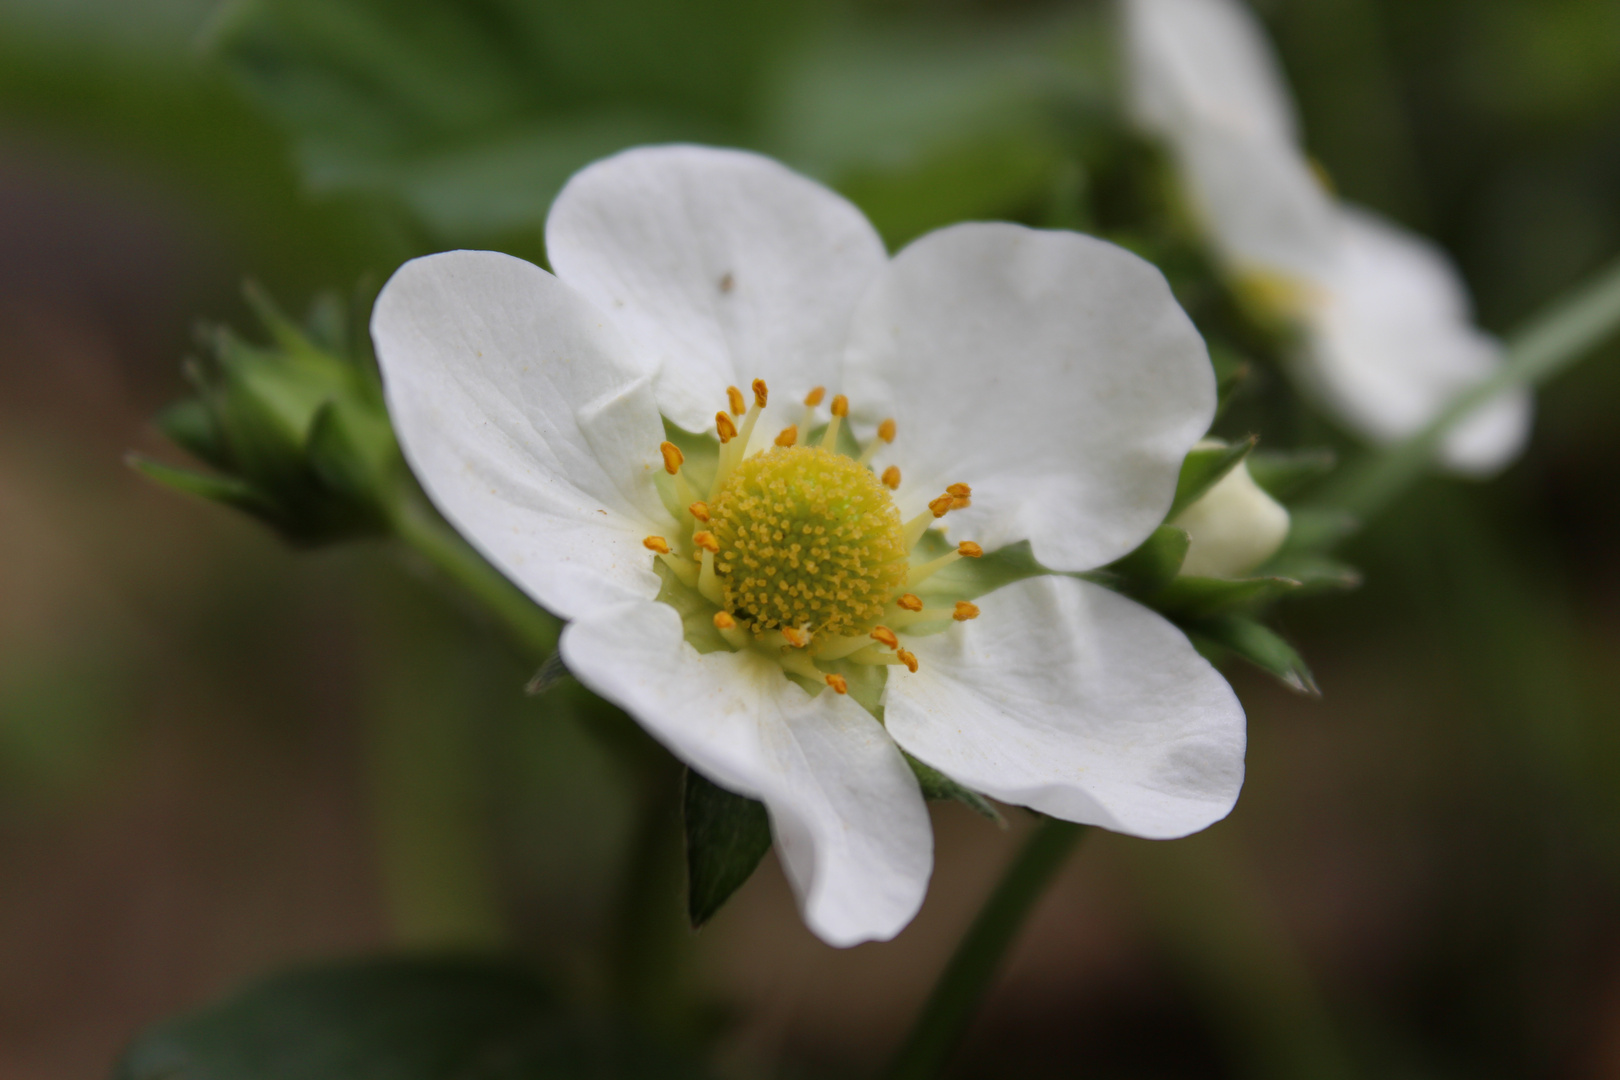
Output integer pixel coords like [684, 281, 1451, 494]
[1173, 121, 1341, 284]
[843, 223, 1214, 572]
[1124, 0, 1300, 145]
[545, 145, 889, 433]
[372, 250, 671, 620]
[1301, 207, 1532, 475]
[885, 574, 1246, 839]
[560, 600, 933, 947]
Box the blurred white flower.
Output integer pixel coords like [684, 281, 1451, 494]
[1171, 442, 1290, 578]
[1123, 0, 1532, 474]
[371, 145, 1245, 947]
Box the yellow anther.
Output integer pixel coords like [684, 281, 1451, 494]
[953, 601, 980, 621]
[947, 483, 971, 498]
[693, 531, 719, 554]
[959, 541, 983, 558]
[882, 465, 901, 490]
[825, 673, 849, 695]
[782, 626, 811, 648]
[643, 536, 671, 554]
[752, 378, 768, 408]
[660, 442, 684, 474]
[713, 611, 736, 630]
[727, 386, 746, 416]
[878, 418, 897, 443]
[688, 501, 711, 523]
[830, 394, 849, 418]
[871, 626, 900, 649]
[804, 386, 826, 407]
[929, 493, 955, 518]
[896, 648, 918, 673]
[775, 425, 798, 447]
[952, 497, 972, 510]
[716, 411, 737, 443]
[897, 593, 923, 612]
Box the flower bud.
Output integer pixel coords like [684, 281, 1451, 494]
[1171, 444, 1290, 579]
[130, 283, 402, 545]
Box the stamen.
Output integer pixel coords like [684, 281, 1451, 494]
[825, 674, 849, 695]
[896, 647, 918, 673]
[881, 465, 901, 490]
[714, 379, 768, 497]
[820, 394, 849, 450]
[644, 535, 671, 554]
[688, 501, 711, 523]
[896, 593, 923, 612]
[947, 483, 971, 498]
[906, 541, 982, 586]
[800, 386, 825, 432]
[870, 626, 900, 649]
[847, 644, 918, 672]
[775, 425, 798, 447]
[692, 531, 719, 554]
[716, 411, 737, 443]
[713, 610, 749, 649]
[811, 633, 878, 661]
[697, 547, 723, 605]
[659, 442, 684, 475]
[781, 626, 811, 649]
[752, 379, 769, 408]
[953, 601, 981, 621]
[727, 386, 747, 416]
[928, 494, 955, 518]
[858, 418, 897, 466]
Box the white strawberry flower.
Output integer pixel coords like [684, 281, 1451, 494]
[1123, 0, 1532, 474]
[371, 145, 1245, 947]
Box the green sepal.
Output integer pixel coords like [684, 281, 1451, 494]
[126, 455, 277, 520]
[1253, 552, 1362, 596]
[1153, 574, 1303, 617]
[1246, 447, 1337, 500]
[1187, 614, 1319, 696]
[111, 957, 713, 1080]
[1104, 524, 1190, 595]
[684, 768, 772, 930]
[906, 753, 1004, 825]
[1281, 507, 1360, 553]
[154, 397, 229, 471]
[1167, 435, 1256, 520]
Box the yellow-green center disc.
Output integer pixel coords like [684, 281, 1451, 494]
[709, 445, 907, 637]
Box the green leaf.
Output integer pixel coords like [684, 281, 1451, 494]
[684, 768, 772, 930]
[1105, 524, 1189, 595]
[112, 957, 713, 1079]
[1188, 615, 1319, 696]
[1167, 436, 1256, 520]
[1245, 448, 1337, 500]
[906, 753, 1004, 825]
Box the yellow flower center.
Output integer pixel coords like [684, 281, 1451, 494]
[710, 445, 907, 637]
[641, 379, 984, 695]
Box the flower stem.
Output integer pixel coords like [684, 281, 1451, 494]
[388, 496, 558, 661]
[884, 817, 1087, 1080]
[1317, 254, 1620, 526]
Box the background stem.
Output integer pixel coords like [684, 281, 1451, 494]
[884, 818, 1087, 1080]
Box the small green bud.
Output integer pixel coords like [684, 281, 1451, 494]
[130, 282, 403, 545]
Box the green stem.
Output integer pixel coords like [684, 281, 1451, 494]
[884, 818, 1087, 1080]
[389, 496, 559, 660]
[1318, 254, 1620, 524]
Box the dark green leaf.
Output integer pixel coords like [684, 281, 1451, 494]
[113, 957, 712, 1079]
[1105, 524, 1189, 594]
[1188, 615, 1319, 696]
[1253, 553, 1362, 596]
[905, 753, 1004, 825]
[1280, 507, 1360, 553]
[684, 768, 772, 929]
[1167, 436, 1256, 520]
[1246, 448, 1337, 500]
